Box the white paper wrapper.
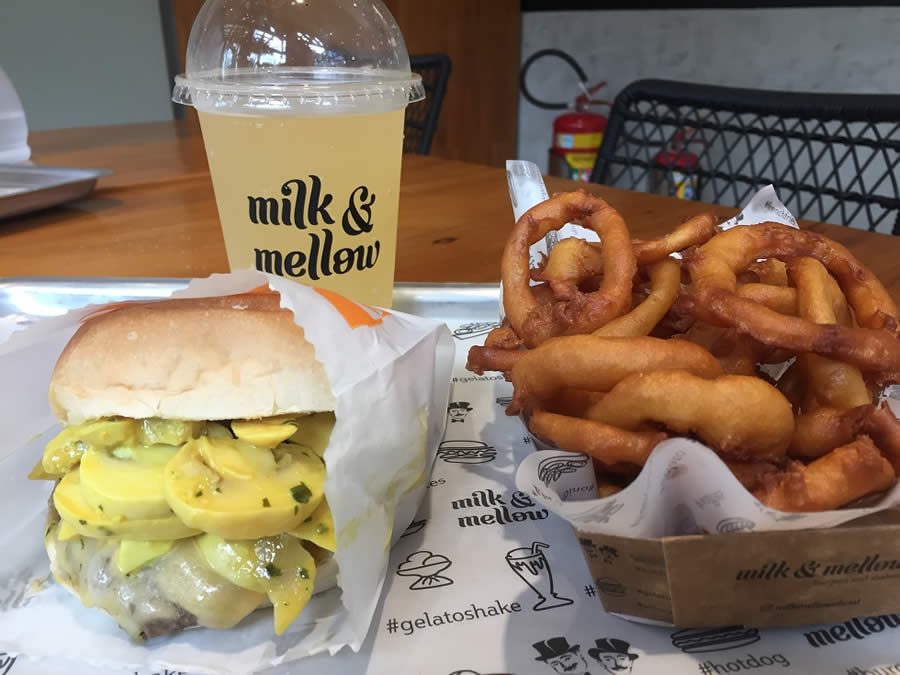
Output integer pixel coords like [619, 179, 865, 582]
[503, 162, 900, 537]
[0, 270, 454, 674]
[517, 441, 900, 538]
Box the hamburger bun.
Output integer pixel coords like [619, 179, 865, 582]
[50, 294, 336, 424]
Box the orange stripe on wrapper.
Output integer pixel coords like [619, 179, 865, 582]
[313, 287, 389, 329]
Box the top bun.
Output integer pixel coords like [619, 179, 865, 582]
[50, 293, 336, 424]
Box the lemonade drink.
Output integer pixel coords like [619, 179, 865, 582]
[172, 0, 423, 307]
[198, 109, 404, 307]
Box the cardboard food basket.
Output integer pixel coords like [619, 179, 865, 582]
[506, 160, 900, 630]
[575, 508, 900, 628]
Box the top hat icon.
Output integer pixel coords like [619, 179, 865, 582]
[588, 638, 638, 661]
[533, 637, 580, 662]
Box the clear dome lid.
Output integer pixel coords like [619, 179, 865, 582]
[172, 0, 424, 115]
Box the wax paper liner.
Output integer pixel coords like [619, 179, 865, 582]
[504, 161, 900, 537]
[0, 270, 454, 674]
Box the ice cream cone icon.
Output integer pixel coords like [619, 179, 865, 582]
[397, 551, 454, 590]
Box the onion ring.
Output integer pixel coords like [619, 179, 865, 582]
[753, 435, 895, 512]
[534, 212, 715, 290]
[725, 460, 782, 493]
[533, 238, 604, 298]
[528, 410, 666, 468]
[711, 332, 761, 376]
[789, 405, 870, 459]
[594, 473, 627, 497]
[502, 191, 636, 347]
[681, 324, 780, 375]
[594, 259, 682, 337]
[677, 320, 726, 352]
[685, 222, 900, 377]
[631, 212, 719, 265]
[465, 346, 522, 376]
[658, 292, 699, 335]
[508, 335, 724, 414]
[582, 370, 795, 459]
[484, 323, 523, 350]
[861, 402, 900, 473]
[789, 257, 871, 409]
[747, 258, 789, 286]
[542, 389, 606, 418]
[736, 284, 797, 315]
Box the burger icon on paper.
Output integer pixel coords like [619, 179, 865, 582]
[437, 440, 496, 464]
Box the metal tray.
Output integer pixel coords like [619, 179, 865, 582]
[0, 165, 111, 220]
[0, 277, 500, 327]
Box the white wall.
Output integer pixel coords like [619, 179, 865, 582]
[0, 1, 173, 131]
[519, 7, 900, 171]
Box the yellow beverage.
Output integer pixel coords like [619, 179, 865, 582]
[198, 110, 405, 307]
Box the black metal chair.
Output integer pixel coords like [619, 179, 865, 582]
[405, 54, 451, 155]
[590, 79, 900, 234]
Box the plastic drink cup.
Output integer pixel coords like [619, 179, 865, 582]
[172, 0, 424, 307]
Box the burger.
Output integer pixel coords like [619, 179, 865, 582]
[436, 440, 496, 464]
[29, 293, 340, 640]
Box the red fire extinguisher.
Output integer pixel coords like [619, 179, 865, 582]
[649, 128, 705, 200]
[521, 49, 610, 182]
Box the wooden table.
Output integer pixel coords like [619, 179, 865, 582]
[4, 121, 900, 301]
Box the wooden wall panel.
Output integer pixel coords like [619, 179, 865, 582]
[384, 0, 521, 166]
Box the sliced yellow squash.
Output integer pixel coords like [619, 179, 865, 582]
[43, 419, 138, 476]
[115, 539, 175, 575]
[54, 469, 200, 540]
[138, 419, 204, 446]
[28, 457, 56, 481]
[195, 437, 276, 480]
[79, 445, 177, 519]
[196, 533, 317, 634]
[288, 499, 336, 552]
[232, 416, 301, 449]
[57, 521, 79, 541]
[288, 412, 335, 458]
[164, 438, 325, 539]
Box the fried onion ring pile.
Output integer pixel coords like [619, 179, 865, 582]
[503, 191, 636, 347]
[467, 190, 900, 513]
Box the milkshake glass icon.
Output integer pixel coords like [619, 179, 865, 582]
[506, 542, 574, 611]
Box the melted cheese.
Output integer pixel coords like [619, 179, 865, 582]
[46, 521, 262, 638]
